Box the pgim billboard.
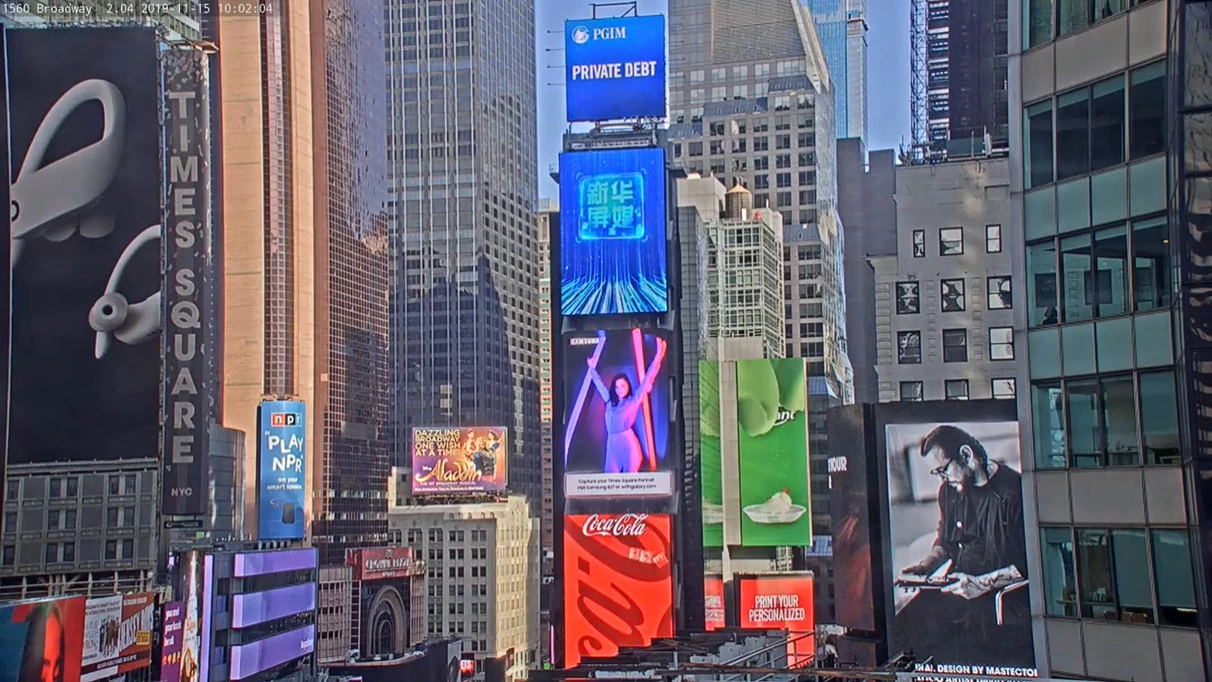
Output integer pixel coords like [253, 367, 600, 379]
[562, 513, 673, 668]
[882, 403, 1035, 676]
[564, 15, 667, 122]
[6, 28, 162, 467]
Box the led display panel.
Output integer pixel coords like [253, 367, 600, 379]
[883, 411, 1036, 677]
[411, 426, 507, 495]
[558, 148, 667, 316]
[0, 596, 86, 682]
[257, 400, 307, 540]
[562, 514, 673, 668]
[563, 329, 673, 499]
[738, 575, 815, 667]
[81, 593, 154, 681]
[564, 15, 666, 122]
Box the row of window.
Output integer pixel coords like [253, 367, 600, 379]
[0, 538, 137, 567]
[897, 327, 1016, 364]
[912, 225, 1004, 258]
[1024, 0, 1159, 49]
[1024, 61, 1165, 189]
[1031, 369, 1179, 468]
[1040, 525, 1196, 628]
[1026, 215, 1169, 327]
[900, 378, 1017, 402]
[681, 63, 809, 84]
[895, 277, 1012, 315]
[706, 116, 814, 136]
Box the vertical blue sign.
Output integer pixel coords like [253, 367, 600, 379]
[559, 147, 668, 316]
[258, 400, 306, 540]
[565, 15, 667, 122]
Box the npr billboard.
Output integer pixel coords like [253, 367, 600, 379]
[257, 400, 306, 540]
[564, 15, 666, 122]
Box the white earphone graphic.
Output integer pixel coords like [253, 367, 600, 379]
[11, 79, 126, 266]
[88, 224, 162, 359]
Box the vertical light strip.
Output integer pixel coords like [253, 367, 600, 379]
[564, 332, 606, 463]
[631, 328, 657, 471]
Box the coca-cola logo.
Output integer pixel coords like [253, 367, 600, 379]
[582, 513, 648, 537]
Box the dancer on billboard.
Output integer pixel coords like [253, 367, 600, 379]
[17, 602, 66, 682]
[586, 337, 666, 473]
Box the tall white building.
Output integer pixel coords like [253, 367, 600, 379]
[388, 496, 540, 679]
[668, 0, 852, 399]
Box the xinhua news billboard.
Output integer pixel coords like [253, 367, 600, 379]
[562, 514, 673, 668]
[558, 148, 668, 317]
[258, 400, 307, 540]
[564, 15, 666, 122]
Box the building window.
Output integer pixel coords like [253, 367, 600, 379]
[1025, 100, 1054, 188]
[987, 276, 1013, 309]
[1063, 375, 1141, 467]
[1132, 216, 1171, 311]
[942, 329, 968, 363]
[986, 224, 1002, 253]
[1058, 0, 1131, 38]
[45, 543, 58, 564]
[940, 278, 966, 312]
[1151, 529, 1198, 627]
[1, 546, 13, 566]
[1139, 371, 1180, 464]
[1041, 527, 1077, 617]
[895, 281, 920, 314]
[900, 382, 924, 402]
[939, 227, 964, 256]
[992, 378, 1017, 400]
[1056, 88, 1091, 180]
[1130, 62, 1165, 159]
[897, 331, 922, 364]
[945, 380, 970, 400]
[1028, 241, 1059, 326]
[989, 327, 1015, 360]
[912, 229, 926, 257]
[1075, 528, 1156, 623]
[1025, 0, 1053, 48]
[1060, 234, 1094, 322]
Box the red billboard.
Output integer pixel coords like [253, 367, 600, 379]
[411, 427, 508, 495]
[704, 576, 725, 631]
[0, 595, 87, 682]
[347, 547, 420, 581]
[738, 575, 814, 667]
[562, 514, 673, 668]
[81, 592, 154, 681]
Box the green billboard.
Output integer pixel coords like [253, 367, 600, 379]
[735, 358, 812, 547]
[699, 360, 723, 548]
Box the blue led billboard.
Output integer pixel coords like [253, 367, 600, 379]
[559, 148, 668, 317]
[565, 15, 666, 122]
[257, 400, 306, 540]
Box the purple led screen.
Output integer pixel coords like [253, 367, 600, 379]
[229, 624, 316, 680]
[234, 548, 318, 577]
[160, 601, 183, 682]
[200, 555, 214, 680]
[232, 583, 317, 629]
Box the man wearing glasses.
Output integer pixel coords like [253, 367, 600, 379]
[895, 424, 1032, 667]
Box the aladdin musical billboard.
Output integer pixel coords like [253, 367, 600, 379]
[881, 401, 1035, 676]
[0, 596, 87, 682]
[738, 574, 815, 667]
[563, 329, 673, 500]
[411, 427, 508, 495]
[562, 513, 673, 668]
[81, 593, 154, 682]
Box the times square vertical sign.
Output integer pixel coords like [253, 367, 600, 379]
[161, 47, 211, 517]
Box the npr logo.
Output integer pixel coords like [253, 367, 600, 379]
[270, 412, 302, 427]
[272, 454, 303, 473]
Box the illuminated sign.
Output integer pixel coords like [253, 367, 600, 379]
[564, 15, 666, 122]
[738, 575, 815, 667]
[347, 546, 423, 581]
[558, 148, 668, 316]
[411, 427, 508, 495]
[257, 400, 307, 540]
[81, 593, 155, 681]
[562, 514, 673, 668]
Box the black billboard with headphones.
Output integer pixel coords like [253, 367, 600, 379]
[161, 47, 212, 516]
[6, 28, 162, 466]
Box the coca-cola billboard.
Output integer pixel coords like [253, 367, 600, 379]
[562, 514, 674, 668]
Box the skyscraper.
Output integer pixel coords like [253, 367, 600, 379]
[802, 0, 869, 144]
[312, 0, 393, 562]
[384, 0, 542, 506]
[668, 0, 853, 399]
[215, 1, 390, 564]
[911, 0, 1010, 155]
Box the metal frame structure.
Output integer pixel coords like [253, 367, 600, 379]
[909, 0, 928, 148]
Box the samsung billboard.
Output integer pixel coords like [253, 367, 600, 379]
[257, 401, 307, 540]
[558, 148, 668, 317]
[564, 15, 666, 122]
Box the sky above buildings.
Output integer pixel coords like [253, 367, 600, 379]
[534, 0, 911, 200]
